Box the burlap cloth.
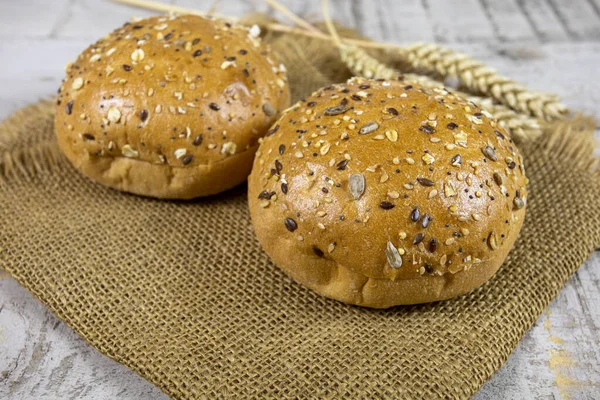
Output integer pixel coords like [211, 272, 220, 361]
[1, 24, 599, 399]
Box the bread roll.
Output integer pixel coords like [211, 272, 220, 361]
[248, 77, 528, 308]
[55, 15, 290, 199]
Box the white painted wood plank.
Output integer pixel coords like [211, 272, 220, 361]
[55, 0, 161, 39]
[349, 0, 434, 44]
[423, 0, 496, 43]
[0, 38, 90, 121]
[547, 0, 600, 39]
[0, 0, 70, 38]
[480, 0, 538, 41]
[591, 0, 600, 21]
[0, 276, 169, 400]
[517, 0, 570, 42]
[174, 0, 253, 18]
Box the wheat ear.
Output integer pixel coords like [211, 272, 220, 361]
[398, 43, 569, 121]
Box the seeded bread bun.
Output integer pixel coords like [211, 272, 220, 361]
[248, 77, 528, 308]
[55, 15, 290, 199]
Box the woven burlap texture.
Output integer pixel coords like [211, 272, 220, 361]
[2, 28, 600, 400]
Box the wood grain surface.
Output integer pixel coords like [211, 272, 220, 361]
[1, 1, 599, 399]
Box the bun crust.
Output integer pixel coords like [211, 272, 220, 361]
[55, 15, 290, 199]
[248, 78, 528, 308]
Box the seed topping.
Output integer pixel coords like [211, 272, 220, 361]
[482, 145, 498, 161]
[324, 105, 348, 116]
[359, 122, 379, 135]
[386, 241, 403, 268]
[417, 177, 435, 187]
[284, 218, 298, 232]
[410, 206, 420, 222]
[349, 173, 366, 200]
[380, 201, 395, 210]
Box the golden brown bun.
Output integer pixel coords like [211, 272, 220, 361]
[55, 15, 290, 199]
[248, 78, 528, 308]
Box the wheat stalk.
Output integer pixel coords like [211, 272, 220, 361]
[397, 43, 569, 121]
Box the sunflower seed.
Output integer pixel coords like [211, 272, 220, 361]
[513, 196, 525, 210]
[386, 241, 403, 268]
[262, 103, 276, 116]
[359, 122, 379, 135]
[349, 173, 365, 200]
[324, 105, 348, 116]
[482, 146, 498, 161]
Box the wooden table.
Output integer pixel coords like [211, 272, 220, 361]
[1, 1, 599, 398]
